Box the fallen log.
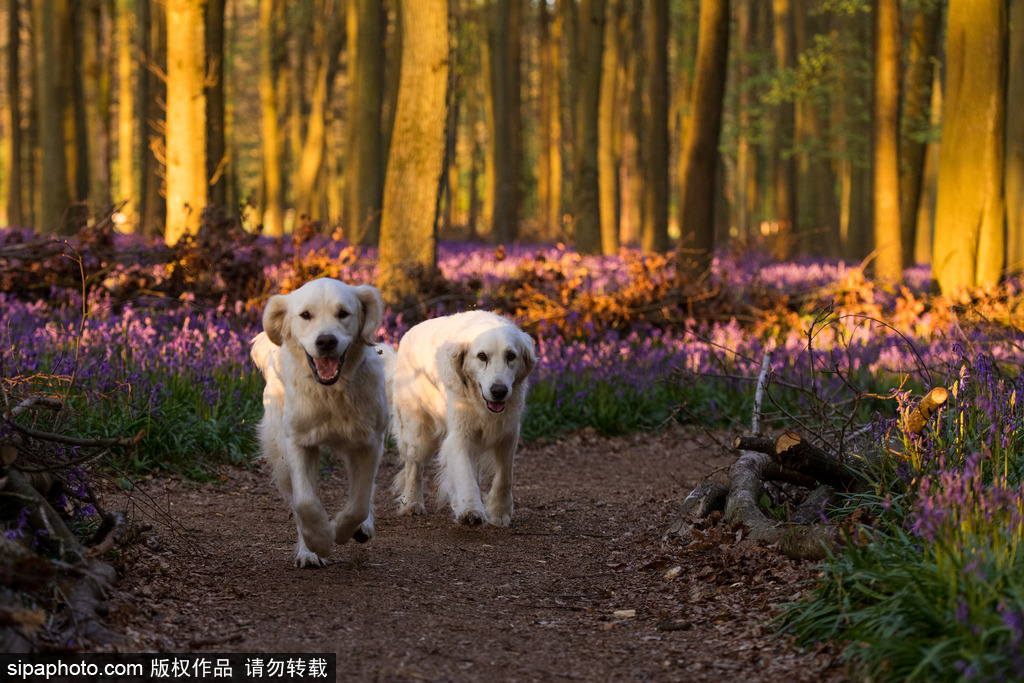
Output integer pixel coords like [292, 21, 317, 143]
[734, 432, 859, 489]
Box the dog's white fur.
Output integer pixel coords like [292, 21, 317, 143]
[386, 311, 536, 526]
[251, 278, 388, 568]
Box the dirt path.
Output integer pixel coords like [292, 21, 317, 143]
[106, 427, 841, 681]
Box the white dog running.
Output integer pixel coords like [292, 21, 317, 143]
[251, 278, 388, 568]
[386, 310, 536, 526]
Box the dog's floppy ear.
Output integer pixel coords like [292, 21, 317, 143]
[262, 294, 289, 346]
[354, 284, 384, 345]
[438, 341, 470, 390]
[516, 330, 537, 383]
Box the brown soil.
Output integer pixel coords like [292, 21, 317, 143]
[105, 426, 843, 681]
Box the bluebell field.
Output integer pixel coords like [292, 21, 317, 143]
[2, 229, 1023, 679]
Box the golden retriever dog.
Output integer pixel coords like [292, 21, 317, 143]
[386, 311, 536, 526]
[250, 278, 388, 568]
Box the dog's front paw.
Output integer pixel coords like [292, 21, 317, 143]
[486, 497, 513, 528]
[352, 520, 374, 544]
[294, 548, 328, 569]
[294, 502, 333, 557]
[454, 506, 487, 525]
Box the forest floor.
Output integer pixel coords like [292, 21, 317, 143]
[104, 425, 845, 681]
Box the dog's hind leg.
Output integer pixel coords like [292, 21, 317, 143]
[392, 418, 434, 516]
[287, 443, 333, 566]
[333, 443, 381, 544]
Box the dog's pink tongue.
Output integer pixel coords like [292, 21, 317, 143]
[314, 357, 340, 379]
[487, 400, 506, 413]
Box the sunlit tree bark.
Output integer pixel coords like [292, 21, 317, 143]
[378, 0, 448, 303]
[33, 0, 72, 233]
[933, 0, 1006, 292]
[871, 0, 902, 283]
[597, 0, 620, 255]
[164, 0, 207, 245]
[259, 0, 284, 237]
[641, 0, 667, 253]
[677, 0, 729, 280]
[116, 0, 135, 228]
[900, 0, 941, 268]
[538, 0, 563, 240]
[346, 0, 383, 244]
[1007, 0, 1024, 273]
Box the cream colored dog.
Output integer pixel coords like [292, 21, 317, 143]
[251, 278, 388, 568]
[386, 311, 536, 526]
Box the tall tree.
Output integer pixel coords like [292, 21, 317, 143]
[899, 0, 941, 268]
[933, 0, 1006, 292]
[347, 0, 383, 244]
[597, 0, 621, 254]
[1007, 0, 1024, 272]
[378, 0, 449, 303]
[33, 0, 72, 233]
[677, 0, 729, 280]
[871, 0, 902, 282]
[5, 0, 24, 226]
[206, 0, 228, 210]
[487, 0, 522, 244]
[139, 0, 167, 237]
[572, 0, 605, 254]
[538, 0, 563, 240]
[642, 0, 668, 253]
[164, 0, 208, 245]
[771, 0, 796, 259]
[259, 0, 285, 237]
[117, 0, 135, 228]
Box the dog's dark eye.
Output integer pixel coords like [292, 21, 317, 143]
[299, 311, 312, 321]
[477, 352, 488, 363]
[506, 351, 517, 363]
[337, 308, 350, 320]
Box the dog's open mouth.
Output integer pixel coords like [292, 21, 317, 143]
[486, 399, 506, 413]
[306, 352, 344, 385]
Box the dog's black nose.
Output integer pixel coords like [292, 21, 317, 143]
[315, 334, 338, 352]
[489, 383, 508, 401]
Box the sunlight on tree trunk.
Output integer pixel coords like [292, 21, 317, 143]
[5, 0, 25, 227]
[164, 0, 207, 246]
[259, 0, 284, 238]
[1007, 0, 1024, 273]
[771, 0, 796, 260]
[641, 0, 667, 253]
[934, 0, 1006, 293]
[598, 0, 620, 255]
[870, 0, 902, 283]
[116, 0, 135, 229]
[677, 0, 729, 281]
[539, 0, 563, 241]
[378, 0, 448, 304]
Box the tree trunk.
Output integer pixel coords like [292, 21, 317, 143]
[677, 0, 729, 281]
[770, 0, 796, 260]
[572, 0, 605, 254]
[139, 0, 166, 237]
[933, 0, 1006, 292]
[5, 0, 24, 227]
[164, 0, 208, 245]
[378, 0, 448, 304]
[641, 0, 668, 254]
[1007, 0, 1024, 273]
[116, 0, 135, 228]
[597, 0, 620, 255]
[206, 0, 228, 211]
[871, 0, 902, 283]
[538, 0, 563, 241]
[486, 0, 521, 244]
[33, 0, 72, 233]
[259, 0, 284, 237]
[900, 1, 941, 268]
[347, 0, 383, 244]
